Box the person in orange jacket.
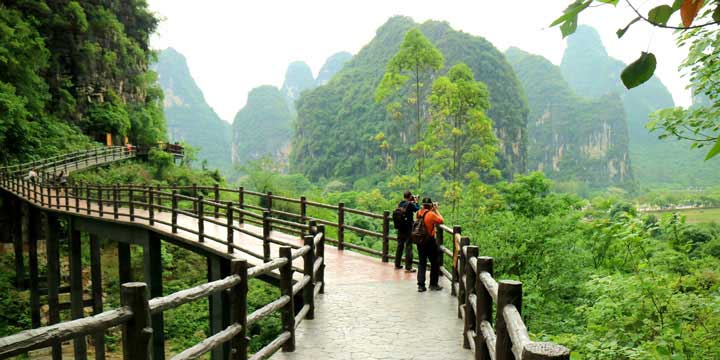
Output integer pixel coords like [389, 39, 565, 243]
[416, 197, 444, 292]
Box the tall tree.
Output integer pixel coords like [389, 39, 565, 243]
[426, 63, 498, 219]
[375, 28, 444, 189]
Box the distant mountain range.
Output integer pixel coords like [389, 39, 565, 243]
[155, 48, 232, 172]
[156, 22, 718, 189]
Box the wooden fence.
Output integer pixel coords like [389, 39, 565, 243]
[0, 148, 569, 360]
[0, 229, 326, 360]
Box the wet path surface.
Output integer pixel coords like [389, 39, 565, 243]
[271, 274, 471, 360]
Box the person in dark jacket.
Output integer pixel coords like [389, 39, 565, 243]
[395, 190, 420, 272]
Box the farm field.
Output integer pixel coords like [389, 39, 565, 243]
[643, 207, 720, 224]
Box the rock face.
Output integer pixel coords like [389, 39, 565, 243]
[156, 48, 232, 171]
[560, 25, 720, 187]
[232, 86, 294, 168]
[290, 16, 528, 181]
[281, 61, 315, 111]
[506, 47, 632, 186]
[316, 52, 352, 86]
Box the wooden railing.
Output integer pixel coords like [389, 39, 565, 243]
[0, 149, 568, 359]
[0, 229, 326, 360]
[453, 239, 569, 360]
[2, 146, 133, 183]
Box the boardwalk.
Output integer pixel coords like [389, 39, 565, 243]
[2, 148, 568, 360]
[272, 271, 470, 360]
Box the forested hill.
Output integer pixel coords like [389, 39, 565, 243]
[506, 48, 632, 187]
[561, 25, 720, 187]
[290, 16, 528, 181]
[232, 86, 294, 168]
[155, 48, 232, 172]
[0, 1, 165, 163]
[280, 61, 315, 112]
[316, 52, 353, 86]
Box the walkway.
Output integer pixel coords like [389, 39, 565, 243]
[1, 149, 473, 359]
[272, 267, 470, 360]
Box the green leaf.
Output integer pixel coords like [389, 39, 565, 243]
[672, 0, 684, 11]
[713, 4, 720, 22]
[648, 5, 674, 25]
[561, 16, 578, 38]
[621, 52, 657, 89]
[705, 139, 720, 160]
[617, 17, 641, 38]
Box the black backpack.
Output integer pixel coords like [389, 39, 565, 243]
[392, 202, 412, 230]
[411, 212, 429, 244]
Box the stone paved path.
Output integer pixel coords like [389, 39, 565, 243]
[271, 274, 472, 360]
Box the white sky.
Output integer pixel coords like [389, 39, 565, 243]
[148, 0, 692, 123]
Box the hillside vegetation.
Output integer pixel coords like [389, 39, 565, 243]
[290, 16, 528, 182]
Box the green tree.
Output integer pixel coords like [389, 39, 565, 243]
[375, 28, 444, 189]
[426, 63, 498, 219]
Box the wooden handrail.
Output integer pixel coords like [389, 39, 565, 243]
[1, 147, 570, 360]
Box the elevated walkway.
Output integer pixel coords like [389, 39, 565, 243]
[0, 147, 569, 360]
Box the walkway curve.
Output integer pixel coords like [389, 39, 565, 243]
[0, 147, 472, 359]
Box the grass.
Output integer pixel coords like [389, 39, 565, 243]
[644, 207, 720, 224]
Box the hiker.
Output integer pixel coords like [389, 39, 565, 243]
[26, 169, 38, 185]
[413, 198, 444, 292]
[393, 190, 420, 272]
[58, 171, 68, 187]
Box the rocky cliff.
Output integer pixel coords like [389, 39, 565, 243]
[507, 48, 632, 186]
[560, 26, 720, 187]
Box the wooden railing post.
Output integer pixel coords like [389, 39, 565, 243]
[129, 188, 135, 222]
[121, 282, 152, 360]
[317, 225, 326, 294]
[300, 196, 307, 223]
[171, 190, 178, 233]
[197, 196, 204, 243]
[262, 211, 271, 262]
[227, 202, 234, 254]
[303, 234, 316, 319]
[279, 246, 295, 352]
[452, 225, 462, 296]
[113, 184, 119, 219]
[496, 280, 522, 360]
[458, 236, 469, 319]
[39, 182, 45, 207]
[230, 259, 248, 360]
[266, 191, 273, 213]
[73, 184, 79, 212]
[337, 202, 345, 251]
[299, 196, 307, 237]
[381, 210, 390, 262]
[55, 183, 60, 208]
[237, 187, 244, 225]
[64, 184, 69, 211]
[86, 184, 91, 215]
[155, 185, 161, 211]
[148, 187, 154, 226]
[463, 246, 479, 349]
[98, 186, 104, 216]
[477, 256, 494, 360]
[214, 184, 220, 218]
[192, 183, 198, 214]
[48, 184, 53, 209]
[522, 344, 571, 360]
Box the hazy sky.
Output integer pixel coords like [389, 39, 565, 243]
[148, 0, 691, 123]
